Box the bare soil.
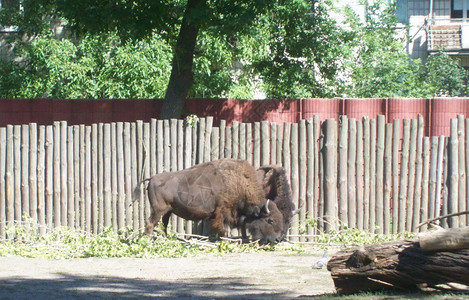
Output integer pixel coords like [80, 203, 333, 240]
[0, 248, 336, 299]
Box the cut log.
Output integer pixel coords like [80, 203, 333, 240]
[327, 229, 469, 295]
[419, 227, 469, 252]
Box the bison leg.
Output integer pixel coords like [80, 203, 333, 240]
[161, 211, 172, 236]
[145, 208, 171, 236]
[211, 207, 228, 237]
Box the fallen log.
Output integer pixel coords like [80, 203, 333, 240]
[327, 227, 469, 295]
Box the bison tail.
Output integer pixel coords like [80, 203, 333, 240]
[130, 178, 151, 206]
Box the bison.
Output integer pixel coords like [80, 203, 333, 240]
[133, 158, 286, 243]
[256, 165, 300, 241]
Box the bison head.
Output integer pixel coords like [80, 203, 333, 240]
[243, 200, 286, 245]
[256, 165, 300, 241]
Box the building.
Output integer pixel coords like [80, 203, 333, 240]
[398, 0, 469, 67]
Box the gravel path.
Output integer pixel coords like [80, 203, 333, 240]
[0, 250, 336, 299]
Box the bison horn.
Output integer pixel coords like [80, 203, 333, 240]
[292, 208, 300, 216]
[264, 199, 271, 215]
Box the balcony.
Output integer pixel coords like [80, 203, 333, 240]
[427, 23, 469, 53]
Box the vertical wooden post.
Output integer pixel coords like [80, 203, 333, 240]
[219, 120, 226, 160]
[363, 117, 370, 230]
[97, 123, 104, 233]
[5, 125, 14, 232]
[110, 123, 118, 231]
[392, 119, 400, 233]
[448, 119, 459, 228]
[457, 115, 466, 226]
[356, 120, 364, 231]
[239, 123, 246, 161]
[412, 115, 424, 232]
[306, 118, 315, 239]
[67, 126, 74, 229]
[338, 115, 348, 226]
[383, 123, 392, 235]
[130, 123, 139, 230]
[375, 116, 385, 234]
[420, 137, 431, 231]
[317, 117, 324, 231]
[0, 128, 6, 238]
[290, 123, 299, 242]
[434, 136, 446, 221]
[53, 122, 60, 227]
[466, 118, 469, 226]
[270, 123, 277, 165]
[398, 119, 411, 233]
[123, 122, 132, 229]
[406, 119, 417, 232]
[232, 121, 239, 160]
[29, 123, 38, 224]
[324, 119, 338, 232]
[369, 118, 376, 232]
[204, 117, 213, 163]
[261, 121, 270, 166]
[211, 127, 220, 161]
[84, 126, 92, 232]
[276, 123, 283, 166]
[298, 120, 307, 242]
[91, 124, 98, 233]
[196, 118, 205, 164]
[21, 124, 30, 223]
[429, 136, 439, 219]
[114, 122, 125, 229]
[79, 125, 86, 230]
[38, 126, 46, 234]
[103, 124, 112, 228]
[347, 118, 357, 228]
[253, 122, 261, 168]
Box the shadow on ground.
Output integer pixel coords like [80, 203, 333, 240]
[0, 273, 290, 299]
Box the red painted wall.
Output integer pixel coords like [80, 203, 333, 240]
[1, 98, 468, 136]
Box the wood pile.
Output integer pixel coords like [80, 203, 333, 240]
[327, 227, 469, 294]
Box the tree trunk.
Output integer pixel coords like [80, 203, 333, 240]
[327, 227, 469, 295]
[160, 0, 204, 119]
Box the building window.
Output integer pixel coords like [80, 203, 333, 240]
[451, 0, 469, 19]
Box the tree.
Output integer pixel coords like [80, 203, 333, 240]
[0, 33, 172, 98]
[3, 0, 352, 118]
[252, 0, 352, 98]
[343, 0, 428, 98]
[425, 50, 468, 97]
[5, 0, 276, 119]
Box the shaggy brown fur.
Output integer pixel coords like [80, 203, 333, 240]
[256, 165, 299, 239]
[134, 158, 279, 239]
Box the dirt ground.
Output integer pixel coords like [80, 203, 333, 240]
[0, 248, 336, 299]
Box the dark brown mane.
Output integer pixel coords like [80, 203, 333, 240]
[257, 165, 296, 223]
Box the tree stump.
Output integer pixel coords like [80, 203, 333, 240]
[327, 227, 469, 295]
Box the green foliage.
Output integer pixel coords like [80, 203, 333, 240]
[252, 0, 352, 98]
[315, 227, 415, 247]
[343, 0, 468, 98]
[0, 223, 304, 259]
[0, 33, 172, 98]
[343, 0, 427, 98]
[1, 0, 467, 100]
[425, 50, 468, 97]
[0, 218, 416, 259]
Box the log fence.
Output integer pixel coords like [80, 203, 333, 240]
[0, 114, 468, 241]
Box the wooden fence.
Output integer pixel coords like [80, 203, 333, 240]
[0, 115, 467, 241]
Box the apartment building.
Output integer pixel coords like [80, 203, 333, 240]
[398, 0, 469, 67]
